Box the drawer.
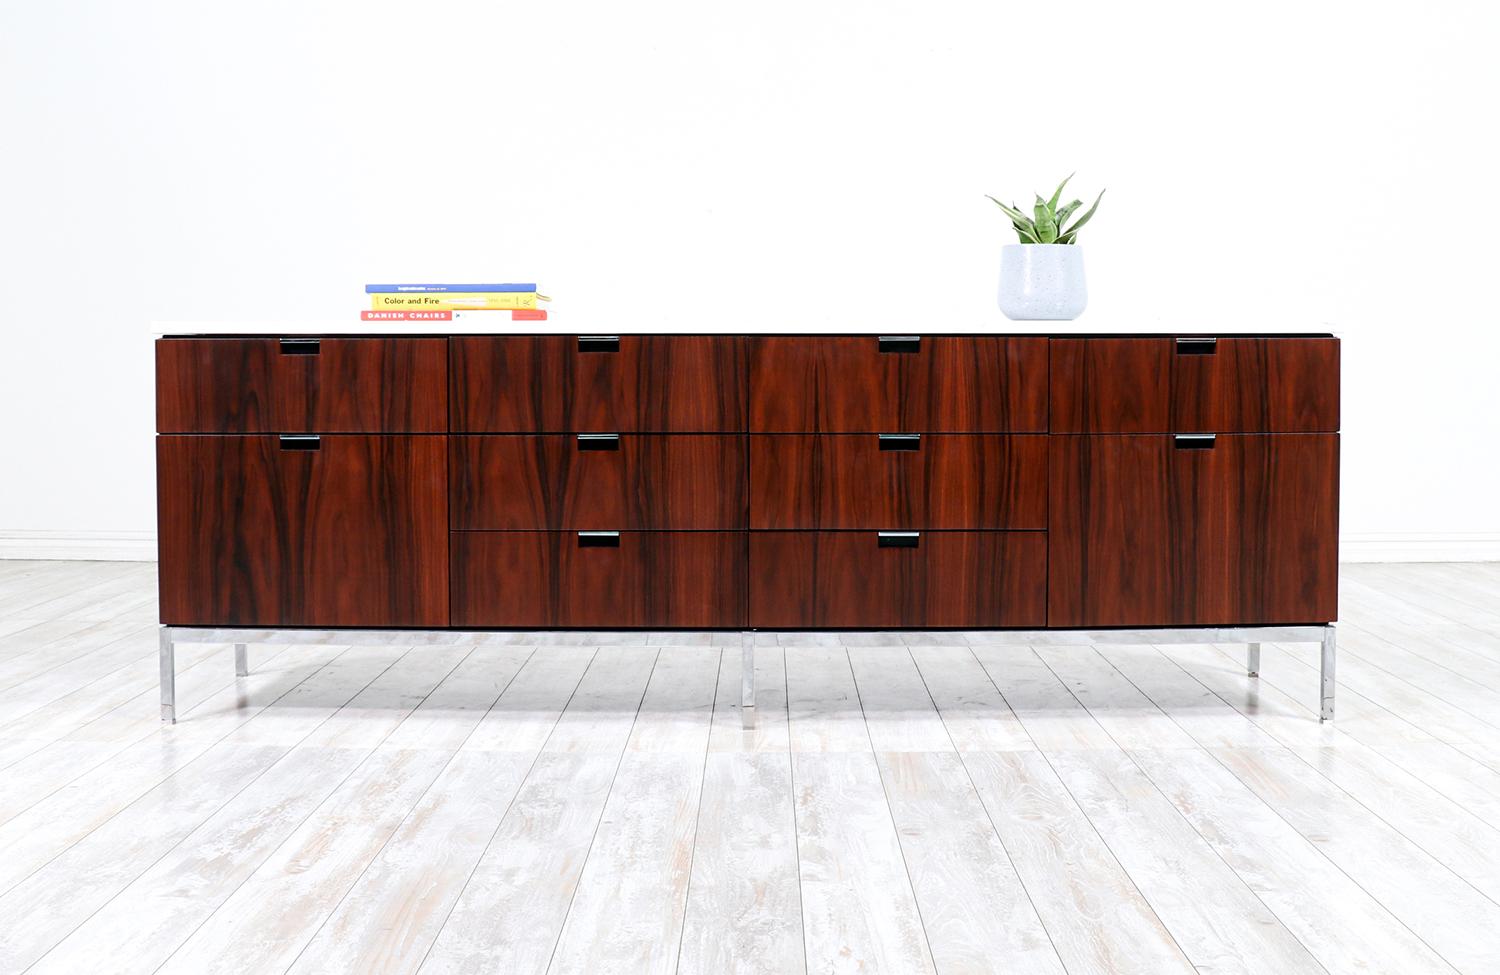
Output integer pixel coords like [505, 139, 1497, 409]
[450, 335, 746, 432]
[156, 337, 448, 433]
[749, 531, 1046, 628]
[157, 435, 449, 627]
[1050, 337, 1339, 432]
[749, 336, 1048, 432]
[1048, 433, 1339, 626]
[750, 434, 1046, 529]
[451, 434, 746, 530]
[451, 531, 747, 627]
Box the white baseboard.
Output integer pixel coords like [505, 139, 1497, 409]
[3, 530, 1497, 565]
[1339, 532, 1500, 563]
[0, 530, 157, 562]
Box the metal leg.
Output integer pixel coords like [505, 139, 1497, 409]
[741, 631, 756, 729]
[234, 642, 249, 677]
[159, 627, 176, 723]
[1247, 642, 1261, 677]
[1320, 625, 1336, 722]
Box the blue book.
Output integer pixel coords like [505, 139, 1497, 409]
[365, 283, 537, 293]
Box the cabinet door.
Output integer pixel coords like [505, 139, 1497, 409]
[750, 434, 1046, 529]
[1047, 434, 1339, 626]
[157, 435, 449, 626]
[451, 434, 746, 530]
[749, 337, 1048, 432]
[749, 531, 1046, 628]
[156, 338, 448, 433]
[450, 335, 746, 432]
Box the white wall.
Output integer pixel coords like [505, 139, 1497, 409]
[2, 0, 1497, 560]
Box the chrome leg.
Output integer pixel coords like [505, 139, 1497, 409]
[1247, 642, 1261, 677]
[741, 631, 756, 729]
[160, 627, 176, 723]
[1320, 625, 1336, 722]
[234, 642, 249, 677]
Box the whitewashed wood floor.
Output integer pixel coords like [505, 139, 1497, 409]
[2, 562, 1500, 973]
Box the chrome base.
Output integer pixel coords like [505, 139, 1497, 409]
[157, 624, 1336, 725]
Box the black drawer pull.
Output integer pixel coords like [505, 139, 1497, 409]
[1175, 337, 1217, 355]
[577, 434, 620, 451]
[1174, 434, 1216, 450]
[578, 336, 620, 353]
[878, 531, 920, 548]
[578, 531, 621, 547]
[878, 335, 920, 354]
[279, 338, 320, 356]
[878, 434, 921, 451]
[279, 435, 321, 451]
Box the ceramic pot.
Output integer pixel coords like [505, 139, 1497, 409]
[998, 243, 1087, 320]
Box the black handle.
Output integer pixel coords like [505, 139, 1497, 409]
[577, 531, 621, 547]
[577, 434, 620, 451]
[878, 335, 920, 353]
[878, 531, 920, 548]
[878, 434, 921, 451]
[279, 338, 320, 356]
[1175, 337, 1217, 355]
[578, 336, 620, 353]
[279, 435, 321, 451]
[1174, 434, 1216, 450]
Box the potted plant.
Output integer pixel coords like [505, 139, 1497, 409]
[987, 175, 1103, 320]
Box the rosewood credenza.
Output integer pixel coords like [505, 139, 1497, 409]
[154, 332, 1340, 721]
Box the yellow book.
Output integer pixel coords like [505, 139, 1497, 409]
[369, 292, 538, 311]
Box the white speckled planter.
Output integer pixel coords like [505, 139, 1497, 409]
[998, 244, 1088, 320]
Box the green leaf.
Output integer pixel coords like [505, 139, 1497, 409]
[1047, 173, 1074, 212]
[1033, 195, 1058, 243]
[1058, 189, 1104, 243]
[1012, 221, 1040, 243]
[987, 195, 1033, 228]
[1054, 199, 1083, 227]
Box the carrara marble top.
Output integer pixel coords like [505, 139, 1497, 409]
[154, 316, 1339, 338]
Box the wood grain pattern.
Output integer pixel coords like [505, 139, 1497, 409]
[156, 435, 449, 627]
[750, 434, 1046, 530]
[749, 337, 1048, 432]
[750, 531, 1046, 628]
[450, 531, 747, 628]
[1049, 338, 1171, 433]
[450, 335, 747, 432]
[156, 338, 447, 433]
[1171, 338, 1340, 432]
[1047, 433, 1339, 626]
[451, 434, 746, 530]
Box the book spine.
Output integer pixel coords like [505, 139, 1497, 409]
[360, 310, 454, 321]
[364, 283, 536, 293]
[369, 292, 538, 311]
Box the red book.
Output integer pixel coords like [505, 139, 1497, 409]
[511, 309, 549, 321]
[361, 310, 453, 321]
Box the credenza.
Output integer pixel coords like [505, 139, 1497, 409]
[155, 332, 1340, 722]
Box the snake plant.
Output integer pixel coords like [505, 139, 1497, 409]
[987, 174, 1104, 244]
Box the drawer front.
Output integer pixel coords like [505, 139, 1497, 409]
[749, 336, 1048, 432]
[157, 435, 449, 626]
[1048, 433, 1339, 626]
[1050, 338, 1170, 433]
[749, 531, 1046, 628]
[452, 434, 746, 530]
[156, 338, 448, 433]
[750, 434, 1046, 529]
[1050, 337, 1340, 433]
[450, 335, 747, 432]
[451, 531, 747, 627]
[1171, 337, 1339, 432]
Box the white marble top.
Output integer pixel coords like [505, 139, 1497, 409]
[153, 315, 1339, 337]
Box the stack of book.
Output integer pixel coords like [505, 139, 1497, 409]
[361, 283, 549, 321]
